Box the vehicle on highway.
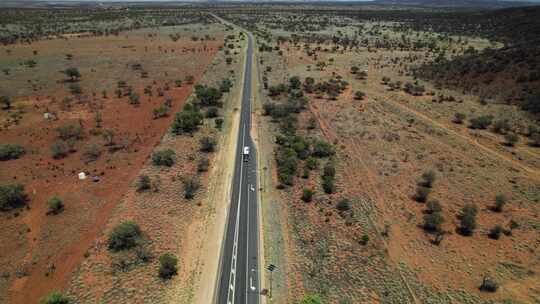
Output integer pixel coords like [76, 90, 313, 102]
[243, 146, 250, 162]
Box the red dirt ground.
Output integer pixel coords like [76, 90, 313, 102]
[0, 40, 220, 303]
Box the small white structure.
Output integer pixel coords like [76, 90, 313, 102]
[78, 172, 86, 180]
[43, 113, 55, 120]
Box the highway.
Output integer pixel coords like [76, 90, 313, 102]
[217, 27, 260, 304]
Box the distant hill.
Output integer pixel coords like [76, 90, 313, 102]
[373, 0, 536, 8]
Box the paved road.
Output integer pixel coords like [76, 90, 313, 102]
[217, 29, 260, 304]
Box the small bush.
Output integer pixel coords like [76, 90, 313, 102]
[419, 170, 436, 188]
[171, 106, 203, 134]
[0, 144, 24, 161]
[82, 144, 102, 162]
[40, 291, 71, 304]
[47, 197, 64, 215]
[152, 149, 175, 167]
[0, 184, 26, 211]
[198, 158, 210, 172]
[504, 133, 519, 146]
[297, 294, 323, 304]
[426, 200, 442, 214]
[301, 189, 313, 202]
[423, 212, 444, 232]
[306, 157, 319, 170]
[360, 234, 369, 245]
[459, 204, 478, 236]
[488, 225, 503, 240]
[183, 176, 200, 199]
[137, 175, 151, 192]
[215, 118, 224, 130]
[479, 277, 499, 292]
[469, 115, 493, 130]
[322, 176, 335, 194]
[354, 91, 366, 100]
[493, 194, 506, 212]
[200, 137, 217, 152]
[56, 124, 83, 141]
[158, 253, 178, 279]
[205, 107, 219, 118]
[153, 106, 169, 119]
[453, 112, 466, 124]
[107, 221, 141, 251]
[312, 140, 334, 158]
[51, 140, 69, 159]
[492, 119, 511, 134]
[68, 83, 82, 95]
[336, 199, 351, 211]
[414, 186, 431, 203]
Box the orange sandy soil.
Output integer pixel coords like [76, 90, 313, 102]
[261, 40, 540, 303]
[0, 29, 222, 303]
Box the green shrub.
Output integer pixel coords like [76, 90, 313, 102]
[171, 106, 203, 134]
[297, 294, 323, 304]
[107, 221, 141, 251]
[479, 277, 499, 292]
[62, 67, 81, 82]
[215, 118, 224, 130]
[0, 144, 24, 161]
[306, 157, 319, 170]
[459, 204, 478, 236]
[301, 189, 313, 202]
[56, 124, 83, 140]
[128, 92, 140, 105]
[47, 197, 64, 215]
[423, 212, 444, 232]
[414, 186, 431, 203]
[158, 253, 178, 279]
[336, 199, 351, 211]
[205, 107, 219, 118]
[488, 225, 503, 240]
[68, 83, 82, 95]
[0, 184, 26, 211]
[194, 85, 222, 106]
[493, 194, 506, 212]
[197, 158, 210, 172]
[419, 170, 436, 188]
[137, 175, 151, 192]
[40, 291, 71, 304]
[82, 143, 101, 162]
[504, 133, 519, 146]
[426, 200, 442, 214]
[183, 176, 200, 199]
[492, 119, 510, 134]
[200, 137, 217, 152]
[360, 234, 369, 245]
[312, 140, 335, 158]
[51, 140, 69, 159]
[0, 95, 11, 110]
[152, 149, 175, 167]
[453, 112, 466, 124]
[469, 115, 493, 129]
[354, 91, 366, 100]
[153, 106, 169, 119]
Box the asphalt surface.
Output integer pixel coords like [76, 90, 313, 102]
[217, 30, 260, 304]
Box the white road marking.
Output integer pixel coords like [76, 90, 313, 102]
[227, 124, 246, 304]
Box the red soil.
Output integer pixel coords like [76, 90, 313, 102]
[1, 47, 218, 303]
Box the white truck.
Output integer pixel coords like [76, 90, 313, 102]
[243, 146, 250, 162]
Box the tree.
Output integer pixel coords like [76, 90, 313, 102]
[426, 200, 442, 214]
[40, 291, 71, 304]
[82, 143, 102, 162]
[197, 158, 210, 172]
[0, 144, 24, 161]
[195, 85, 222, 107]
[171, 106, 203, 134]
[350, 66, 359, 74]
[493, 194, 506, 212]
[469, 115, 493, 130]
[129, 92, 140, 105]
[459, 204, 478, 236]
[479, 276, 498, 292]
[47, 197, 64, 215]
[0, 96, 11, 110]
[205, 107, 219, 118]
[158, 253, 178, 279]
[215, 118, 224, 130]
[107, 221, 141, 251]
[62, 67, 81, 82]
[152, 149, 175, 167]
[360, 234, 369, 245]
[301, 188, 313, 202]
[56, 124, 83, 141]
[414, 186, 431, 203]
[0, 184, 26, 211]
[312, 140, 334, 158]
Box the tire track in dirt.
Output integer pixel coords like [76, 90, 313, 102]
[379, 93, 540, 181]
[308, 101, 420, 304]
